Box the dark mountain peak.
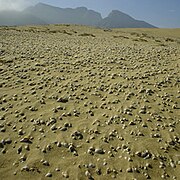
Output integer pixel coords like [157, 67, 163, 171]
[98, 9, 156, 28]
[108, 10, 134, 20]
[35, 2, 62, 10]
[75, 7, 88, 11]
[35, 2, 52, 8]
[110, 10, 125, 15]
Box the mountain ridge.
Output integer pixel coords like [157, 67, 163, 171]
[0, 3, 156, 28]
[24, 3, 102, 26]
[98, 10, 156, 28]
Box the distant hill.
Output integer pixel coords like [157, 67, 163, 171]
[24, 3, 102, 26]
[0, 3, 156, 28]
[98, 10, 156, 28]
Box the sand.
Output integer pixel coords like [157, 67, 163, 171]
[0, 24, 180, 180]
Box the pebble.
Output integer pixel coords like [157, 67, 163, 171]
[62, 172, 69, 178]
[45, 172, 52, 177]
[21, 165, 29, 171]
[17, 146, 22, 154]
[42, 160, 50, 166]
[95, 148, 105, 154]
[20, 137, 32, 143]
[71, 131, 83, 140]
[4, 138, 12, 144]
[85, 170, 92, 178]
[55, 168, 60, 172]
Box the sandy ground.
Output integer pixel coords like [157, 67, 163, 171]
[0, 25, 180, 180]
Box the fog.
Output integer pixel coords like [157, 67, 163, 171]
[0, 0, 39, 11]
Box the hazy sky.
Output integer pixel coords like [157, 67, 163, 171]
[0, 0, 179, 28]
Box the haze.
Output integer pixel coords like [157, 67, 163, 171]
[0, 0, 179, 28]
[0, 0, 38, 11]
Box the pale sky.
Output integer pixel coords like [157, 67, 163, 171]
[0, 0, 179, 28]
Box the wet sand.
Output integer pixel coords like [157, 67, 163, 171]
[0, 25, 180, 180]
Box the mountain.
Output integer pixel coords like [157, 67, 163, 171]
[0, 3, 156, 28]
[98, 10, 156, 28]
[0, 10, 45, 26]
[24, 3, 102, 26]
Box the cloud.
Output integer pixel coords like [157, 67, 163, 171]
[0, 0, 39, 11]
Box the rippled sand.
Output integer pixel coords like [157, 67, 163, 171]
[0, 25, 180, 180]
